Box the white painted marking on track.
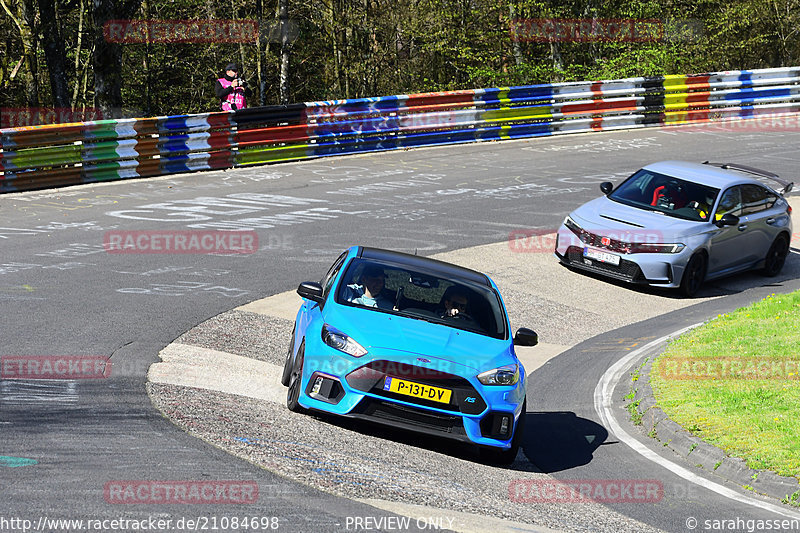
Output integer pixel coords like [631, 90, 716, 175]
[594, 325, 800, 519]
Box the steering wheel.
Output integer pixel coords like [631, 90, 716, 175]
[446, 311, 474, 322]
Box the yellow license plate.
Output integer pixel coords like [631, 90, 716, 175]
[383, 377, 452, 404]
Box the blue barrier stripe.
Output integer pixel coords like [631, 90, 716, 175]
[724, 87, 793, 100]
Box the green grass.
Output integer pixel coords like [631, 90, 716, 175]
[650, 290, 800, 479]
[783, 491, 800, 507]
[627, 399, 643, 425]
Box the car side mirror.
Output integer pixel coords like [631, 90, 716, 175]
[513, 328, 538, 347]
[297, 281, 324, 304]
[715, 213, 740, 227]
[600, 182, 614, 194]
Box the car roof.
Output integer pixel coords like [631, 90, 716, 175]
[357, 247, 491, 286]
[641, 161, 776, 190]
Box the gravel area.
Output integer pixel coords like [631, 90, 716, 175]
[175, 310, 293, 366]
[148, 382, 664, 533]
[497, 286, 608, 346]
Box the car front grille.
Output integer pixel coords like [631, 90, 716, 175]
[564, 246, 646, 282]
[346, 360, 487, 415]
[352, 398, 466, 435]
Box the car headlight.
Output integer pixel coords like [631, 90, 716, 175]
[321, 324, 367, 357]
[627, 243, 686, 254]
[477, 364, 519, 386]
[563, 216, 583, 235]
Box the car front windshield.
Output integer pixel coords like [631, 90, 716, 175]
[335, 259, 507, 340]
[608, 169, 720, 222]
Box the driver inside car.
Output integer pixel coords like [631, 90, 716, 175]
[686, 193, 715, 221]
[438, 286, 470, 318]
[342, 264, 395, 310]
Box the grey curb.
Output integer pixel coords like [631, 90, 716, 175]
[626, 341, 800, 503]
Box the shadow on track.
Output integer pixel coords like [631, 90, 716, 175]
[520, 411, 610, 473]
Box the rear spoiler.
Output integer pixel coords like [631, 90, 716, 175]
[702, 161, 794, 195]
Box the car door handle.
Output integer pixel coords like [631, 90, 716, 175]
[738, 224, 747, 231]
[766, 218, 776, 225]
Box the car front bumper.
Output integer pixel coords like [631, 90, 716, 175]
[554, 224, 691, 289]
[296, 347, 525, 449]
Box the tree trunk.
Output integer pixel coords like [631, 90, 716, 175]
[38, 0, 71, 108]
[92, 0, 142, 117]
[279, 0, 289, 104]
[509, 0, 523, 67]
[71, 0, 85, 107]
[327, 0, 342, 96]
[255, 0, 264, 106]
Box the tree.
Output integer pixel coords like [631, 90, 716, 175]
[92, 0, 142, 117]
[38, 0, 72, 108]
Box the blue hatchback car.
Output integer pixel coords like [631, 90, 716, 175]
[281, 246, 539, 463]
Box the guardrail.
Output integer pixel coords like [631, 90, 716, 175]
[2, 66, 799, 193]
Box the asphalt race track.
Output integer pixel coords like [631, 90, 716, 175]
[2, 123, 799, 532]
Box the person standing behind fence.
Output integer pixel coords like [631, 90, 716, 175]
[215, 63, 250, 111]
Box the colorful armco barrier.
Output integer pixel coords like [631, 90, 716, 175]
[2, 66, 799, 193]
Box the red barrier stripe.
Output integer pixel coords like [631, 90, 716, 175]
[559, 98, 639, 114]
[207, 150, 234, 169]
[683, 75, 711, 90]
[685, 92, 713, 103]
[402, 91, 477, 107]
[206, 113, 235, 129]
[207, 131, 234, 150]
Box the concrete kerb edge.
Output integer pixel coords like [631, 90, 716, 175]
[623, 327, 800, 504]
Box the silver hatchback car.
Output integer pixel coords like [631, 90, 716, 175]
[554, 161, 794, 296]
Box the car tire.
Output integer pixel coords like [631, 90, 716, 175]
[286, 342, 306, 413]
[479, 399, 526, 466]
[761, 234, 789, 277]
[280, 324, 296, 387]
[680, 253, 706, 297]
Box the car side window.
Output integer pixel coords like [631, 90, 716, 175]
[715, 186, 743, 220]
[740, 184, 771, 215]
[321, 252, 348, 299]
